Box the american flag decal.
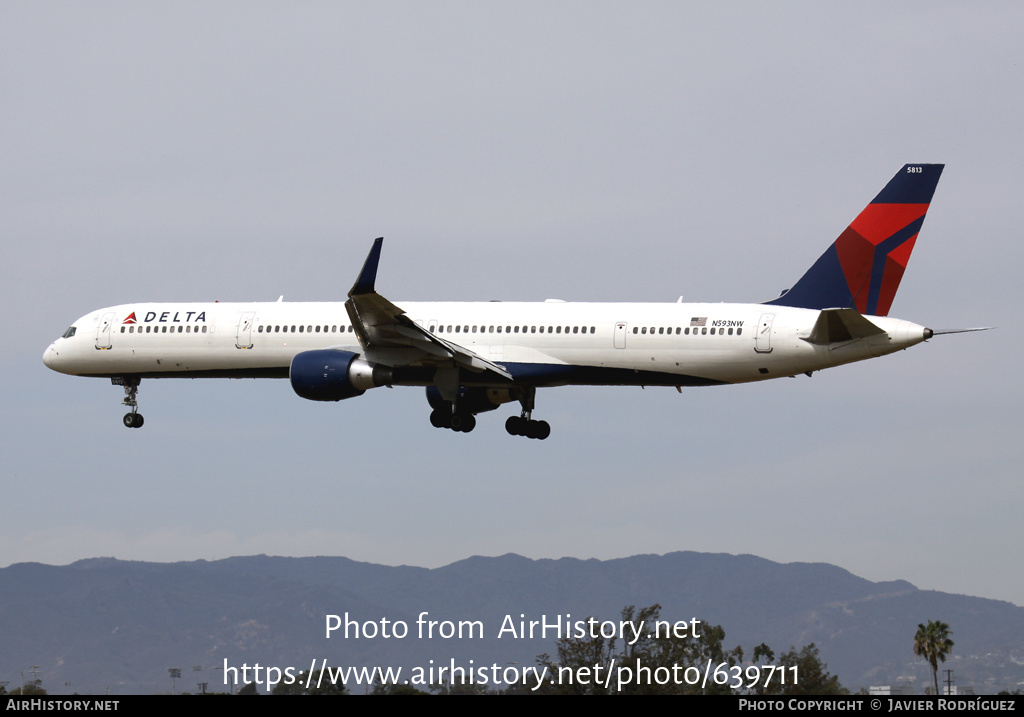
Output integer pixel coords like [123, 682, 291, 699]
[690, 317, 707, 327]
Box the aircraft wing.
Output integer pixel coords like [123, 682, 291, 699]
[344, 238, 513, 380]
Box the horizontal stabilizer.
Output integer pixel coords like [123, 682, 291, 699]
[803, 308, 885, 346]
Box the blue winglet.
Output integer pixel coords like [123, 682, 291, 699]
[349, 237, 384, 296]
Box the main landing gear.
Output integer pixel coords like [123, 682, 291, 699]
[425, 385, 551, 439]
[113, 376, 144, 428]
[429, 407, 477, 433]
[505, 414, 550, 440]
[505, 386, 550, 440]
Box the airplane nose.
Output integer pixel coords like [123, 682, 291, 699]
[43, 343, 59, 370]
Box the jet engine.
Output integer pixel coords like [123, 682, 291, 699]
[290, 350, 392, 402]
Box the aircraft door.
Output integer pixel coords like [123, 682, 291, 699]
[95, 311, 115, 350]
[755, 313, 775, 353]
[235, 311, 255, 349]
[614, 322, 627, 349]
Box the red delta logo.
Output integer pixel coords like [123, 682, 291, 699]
[122, 312, 137, 324]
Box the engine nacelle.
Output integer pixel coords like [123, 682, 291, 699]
[290, 350, 391, 402]
[425, 386, 517, 414]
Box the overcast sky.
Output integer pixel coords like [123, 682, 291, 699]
[3, 2, 1022, 608]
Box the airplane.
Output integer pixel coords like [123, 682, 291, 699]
[44, 164, 968, 439]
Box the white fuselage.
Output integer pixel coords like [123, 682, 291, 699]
[43, 300, 929, 387]
[41, 166, 947, 435]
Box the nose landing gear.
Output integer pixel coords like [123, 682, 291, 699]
[113, 376, 144, 428]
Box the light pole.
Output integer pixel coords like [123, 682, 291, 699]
[168, 667, 181, 695]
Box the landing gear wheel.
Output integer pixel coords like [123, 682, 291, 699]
[450, 412, 476, 433]
[506, 416, 525, 436]
[531, 420, 550, 440]
[430, 408, 451, 428]
[115, 377, 143, 428]
[506, 415, 549, 440]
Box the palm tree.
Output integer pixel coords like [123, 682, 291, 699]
[913, 620, 954, 695]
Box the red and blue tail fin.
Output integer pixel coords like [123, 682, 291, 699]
[766, 164, 943, 316]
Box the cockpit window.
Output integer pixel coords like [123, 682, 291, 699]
[62, 326, 77, 339]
